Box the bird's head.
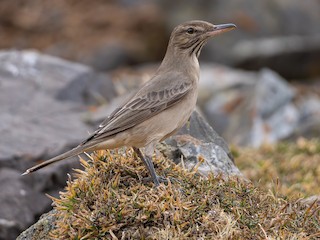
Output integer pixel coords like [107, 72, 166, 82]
[168, 20, 236, 58]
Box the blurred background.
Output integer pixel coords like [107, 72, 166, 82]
[0, 0, 319, 239]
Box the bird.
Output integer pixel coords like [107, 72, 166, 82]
[22, 20, 236, 186]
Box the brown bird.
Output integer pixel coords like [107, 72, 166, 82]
[23, 20, 236, 186]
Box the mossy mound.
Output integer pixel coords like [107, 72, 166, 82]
[49, 148, 319, 239]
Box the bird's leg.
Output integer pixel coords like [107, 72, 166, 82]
[133, 147, 160, 186]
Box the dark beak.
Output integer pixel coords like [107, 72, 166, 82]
[208, 23, 237, 36]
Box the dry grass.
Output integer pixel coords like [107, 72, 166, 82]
[234, 138, 320, 199]
[49, 143, 320, 239]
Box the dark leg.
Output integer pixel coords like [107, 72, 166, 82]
[133, 147, 160, 186]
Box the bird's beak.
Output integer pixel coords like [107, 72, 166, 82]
[207, 23, 237, 36]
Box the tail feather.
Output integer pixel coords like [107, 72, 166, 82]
[22, 145, 87, 175]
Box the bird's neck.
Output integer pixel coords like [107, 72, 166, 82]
[158, 44, 200, 80]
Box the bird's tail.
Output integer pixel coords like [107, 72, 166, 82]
[22, 145, 87, 175]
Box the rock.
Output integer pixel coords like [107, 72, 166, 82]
[199, 64, 257, 136]
[288, 95, 320, 139]
[16, 210, 57, 240]
[248, 103, 298, 147]
[163, 109, 241, 177]
[255, 69, 296, 118]
[245, 69, 299, 146]
[201, 66, 299, 147]
[0, 50, 105, 170]
[0, 218, 18, 240]
[24, 158, 82, 194]
[84, 43, 132, 71]
[0, 50, 116, 240]
[233, 35, 320, 79]
[84, 94, 134, 127]
[0, 168, 50, 240]
[56, 71, 117, 105]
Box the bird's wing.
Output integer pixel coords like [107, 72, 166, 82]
[81, 72, 193, 145]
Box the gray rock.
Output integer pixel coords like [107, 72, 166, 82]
[199, 64, 256, 136]
[228, 69, 299, 147]
[16, 210, 57, 240]
[84, 43, 132, 71]
[255, 69, 296, 118]
[0, 50, 116, 240]
[83, 91, 138, 128]
[56, 71, 117, 105]
[162, 109, 241, 177]
[198, 64, 256, 106]
[202, 66, 299, 147]
[24, 157, 82, 193]
[0, 50, 101, 170]
[0, 168, 50, 240]
[288, 96, 320, 139]
[0, 218, 19, 240]
[248, 103, 299, 147]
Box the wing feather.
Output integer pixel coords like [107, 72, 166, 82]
[81, 72, 193, 145]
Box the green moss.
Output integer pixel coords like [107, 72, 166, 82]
[49, 145, 320, 239]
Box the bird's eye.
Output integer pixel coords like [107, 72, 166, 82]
[186, 28, 195, 34]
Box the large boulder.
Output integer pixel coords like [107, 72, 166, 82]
[0, 50, 94, 170]
[0, 168, 50, 240]
[0, 50, 116, 239]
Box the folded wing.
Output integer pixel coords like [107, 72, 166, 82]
[81, 72, 192, 145]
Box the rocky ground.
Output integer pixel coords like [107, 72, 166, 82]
[0, 1, 320, 239]
[1, 50, 319, 240]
